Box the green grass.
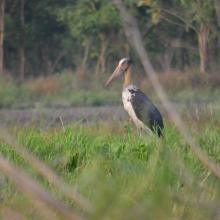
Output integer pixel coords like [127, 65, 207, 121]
[0, 73, 121, 108]
[1, 71, 220, 108]
[1, 118, 220, 219]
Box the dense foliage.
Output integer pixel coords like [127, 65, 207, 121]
[2, 0, 220, 78]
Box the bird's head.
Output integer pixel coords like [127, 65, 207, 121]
[105, 58, 132, 87]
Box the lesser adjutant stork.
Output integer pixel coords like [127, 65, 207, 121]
[105, 58, 164, 137]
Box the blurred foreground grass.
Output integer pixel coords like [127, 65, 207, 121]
[0, 117, 220, 219]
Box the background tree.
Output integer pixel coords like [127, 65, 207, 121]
[215, 0, 220, 25]
[5, 0, 72, 77]
[0, 0, 5, 75]
[178, 0, 216, 74]
[58, 0, 120, 77]
[139, 0, 216, 74]
[19, 0, 25, 80]
[1, 0, 220, 78]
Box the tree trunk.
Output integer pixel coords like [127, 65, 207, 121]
[43, 51, 67, 75]
[163, 46, 174, 73]
[214, 0, 220, 65]
[48, 51, 66, 75]
[95, 35, 108, 74]
[198, 27, 209, 74]
[77, 43, 89, 80]
[19, 0, 25, 80]
[0, 0, 5, 75]
[214, 0, 220, 27]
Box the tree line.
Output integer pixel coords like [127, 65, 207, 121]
[0, 0, 219, 80]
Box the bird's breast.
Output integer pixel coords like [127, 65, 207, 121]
[122, 85, 150, 132]
[122, 85, 137, 109]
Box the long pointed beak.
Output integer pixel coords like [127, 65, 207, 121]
[105, 65, 121, 87]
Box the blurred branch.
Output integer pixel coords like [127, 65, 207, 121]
[111, 0, 220, 179]
[0, 155, 83, 220]
[172, 193, 220, 218]
[161, 8, 198, 33]
[0, 128, 93, 212]
[160, 13, 187, 30]
[1, 208, 27, 220]
[49, 50, 67, 75]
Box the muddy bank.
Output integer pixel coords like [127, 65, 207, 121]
[0, 103, 218, 127]
[0, 106, 126, 127]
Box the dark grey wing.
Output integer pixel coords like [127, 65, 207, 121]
[129, 88, 164, 136]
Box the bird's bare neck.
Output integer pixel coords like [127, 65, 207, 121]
[123, 67, 132, 87]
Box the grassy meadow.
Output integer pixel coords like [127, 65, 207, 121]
[0, 71, 220, 219]
[1, 120, 220, 219]
[0, 70, 220, 108]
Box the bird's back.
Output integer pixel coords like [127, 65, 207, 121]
[122, 85, 164, 136]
